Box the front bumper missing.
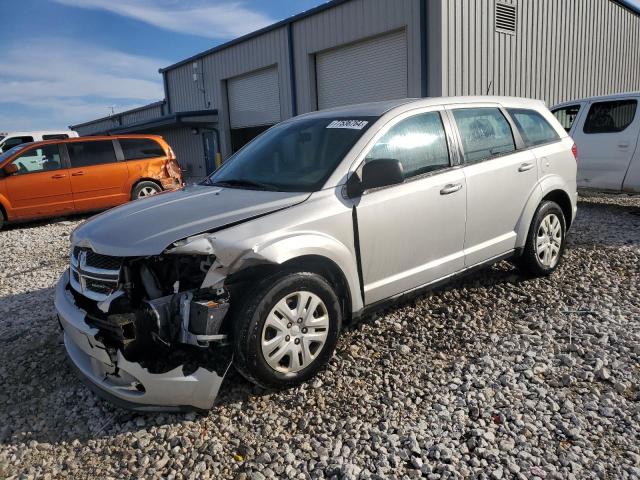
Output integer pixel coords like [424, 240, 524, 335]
[55, 270, 232, 411]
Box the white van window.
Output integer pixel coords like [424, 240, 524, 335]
[552, 105, 581, 132]
[11, 145, 62, 174]
[42, 134, 69, 140]
[583, 100, 637, 134]
[2, 136, 34, 151]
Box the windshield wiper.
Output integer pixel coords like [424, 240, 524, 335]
[209, 178, 277, 191]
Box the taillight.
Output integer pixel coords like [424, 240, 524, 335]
[571, 143, 578, 161]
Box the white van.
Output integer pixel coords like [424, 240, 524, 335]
[0, 130, 79, 153]
[552, 93, 640, 193]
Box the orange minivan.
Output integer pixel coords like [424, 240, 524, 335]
[0, 134, 183, 229]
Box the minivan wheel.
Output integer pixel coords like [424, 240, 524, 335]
[517, 200, 566, 276]
[232, 271, 342, 390]
[132, 181, 162, 200]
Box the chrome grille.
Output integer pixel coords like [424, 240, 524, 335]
[70, 247, 122, 301]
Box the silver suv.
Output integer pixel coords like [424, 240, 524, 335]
[56, 97, 577, 411]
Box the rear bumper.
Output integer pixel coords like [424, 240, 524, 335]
[55, 270, 231, 411]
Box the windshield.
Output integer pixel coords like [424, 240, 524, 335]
[0, 143, 32, 164]
[206, 116, 376, 192]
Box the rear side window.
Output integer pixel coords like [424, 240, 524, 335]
[67, 140, 117, 167]
[42, 134, 69, 140]
[452, 108, 516, 164]
[2, 136, 34, 150]
[508, 108, 560, 147]
[11, 145, 62, 174]
[552, 105, 581, 132]
[365, 112, 450, 180]
[119, 138, 165, 160]
[583, 100, 638, 134]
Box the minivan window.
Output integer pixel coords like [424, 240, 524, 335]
[452, 108, 516, 163]
[365, 112, 450, 179]
[120, 138, 165, 160]
[552, 105, 581, 132]
[2, 136, 34, 151]
[11, 145, 62, 174]
[67, 140, 117, 168]
[508, 108, 560, 147]
[207, 117, 375, 192]
[583, 99, 638, 134]
[42, 134, 69, 140]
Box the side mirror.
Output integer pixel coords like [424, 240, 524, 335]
[2, 163, 18, 176]
[361, 158, 404, 191]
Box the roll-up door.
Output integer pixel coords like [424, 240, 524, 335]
[316, 30, 408, 110]
[228, 66, 281, 128]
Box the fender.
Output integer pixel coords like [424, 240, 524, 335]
[515, 174, 575, 247]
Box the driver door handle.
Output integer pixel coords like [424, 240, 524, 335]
[71, 171, 85, 176]
[440, 183, 463, 195]
[519, 162, 535, 172]
[51, 173, 66, 179]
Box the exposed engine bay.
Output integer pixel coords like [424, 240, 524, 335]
[69, 245, 232, 376]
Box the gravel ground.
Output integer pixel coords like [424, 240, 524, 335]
[0, 194, 639, 480]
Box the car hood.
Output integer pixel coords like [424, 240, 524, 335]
[71, 184, 310, 257]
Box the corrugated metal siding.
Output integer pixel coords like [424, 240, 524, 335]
[316, 30, 408, 109]
[440, 0, 640, 106]
[166, 62, 208, 112]
[157, 127, 206, 183]
[74, 118, 120, 136]
[292, 0, 422, 113]
[121, 103, 164, 125]
[73, 103, 165, 136]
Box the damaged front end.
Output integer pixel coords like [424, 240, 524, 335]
[56, 242, 235, 411]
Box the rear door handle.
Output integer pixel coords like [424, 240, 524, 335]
[71, 171, 85, 176]
[51, 173, 66, 179]
[440, 183, 463, 195]
[519, 162, 535, 172]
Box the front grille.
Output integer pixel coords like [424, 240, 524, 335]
[70, 247, 122, 301]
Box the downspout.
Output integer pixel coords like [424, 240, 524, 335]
[287, 22, 299, 117]
[162, 72, 172, 115]
[420, 0, 429, 98]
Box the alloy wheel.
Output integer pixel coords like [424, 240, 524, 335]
[536, 213, 562, 268]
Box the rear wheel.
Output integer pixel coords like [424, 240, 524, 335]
[132, 181, 161, 200]
[517, 200, 566, 276]
[232, 271, 342, 390]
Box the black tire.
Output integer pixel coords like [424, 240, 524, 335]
[131, 181, 162, 200]
[231, 271, 342, 390]
[516, 200, 567, 276]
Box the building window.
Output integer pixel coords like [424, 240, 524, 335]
[496, 2, 517, 35]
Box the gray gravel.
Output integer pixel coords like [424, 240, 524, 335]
[1, 195, 639, 480]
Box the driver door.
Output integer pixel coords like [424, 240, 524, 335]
[4, 144, 74, 219]
[354, 108, 467, 305]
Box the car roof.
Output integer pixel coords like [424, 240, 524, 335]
[20, 134, 166, 149]
[552, 91, 640, 108]
[294, 96, 547, 120]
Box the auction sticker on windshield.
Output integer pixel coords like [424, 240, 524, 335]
[326, 120, 369, 130]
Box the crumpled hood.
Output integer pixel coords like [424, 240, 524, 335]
[72, 184, 310, 257]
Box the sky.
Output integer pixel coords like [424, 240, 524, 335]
[1, 0, 640, 132]
[0, 0, 324, 131]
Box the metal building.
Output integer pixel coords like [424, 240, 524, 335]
[71, 0, 640, 184]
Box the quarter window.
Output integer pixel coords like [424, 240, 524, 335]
[583, 100, 638, 134]
[67, 140, 117, 167]
[508, 108, 560, 147]
[120, 138, 165, 160]
[552, 105, 581, 132]
[11, 145, 62, 174]
[452, 108, 516, 164]
[365, 112, 450, 180]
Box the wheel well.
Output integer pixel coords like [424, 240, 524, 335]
[542, 189, 573, 228]
[227, 255, 353, 323]
[0, 202, 6, 222]
[133, 178, 163, 192]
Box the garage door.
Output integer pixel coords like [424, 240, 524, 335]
[316, 30, 408, 110]
[228, 66, 281, 128]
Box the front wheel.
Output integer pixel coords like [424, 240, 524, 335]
[516, 200, 567, 276]
[232, 271, 342, 390]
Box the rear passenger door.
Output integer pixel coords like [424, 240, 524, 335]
[64, 140, 129, 212]
[571, 98, 640, 191]
[448, 105, 538, 267]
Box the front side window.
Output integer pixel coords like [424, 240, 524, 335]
[207, 117, 375, 192]
[552, 105, 581, 132]
[11, 145, 62, 174]
[1, 136, 34, 151]
[120, 138, 165, 160]
[508, 108, 560, 147]
[67, 140, 117, 168]
[365, 112, 450, 179]
[583, 100, 638, 134]
[452, 108, 516, 164]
